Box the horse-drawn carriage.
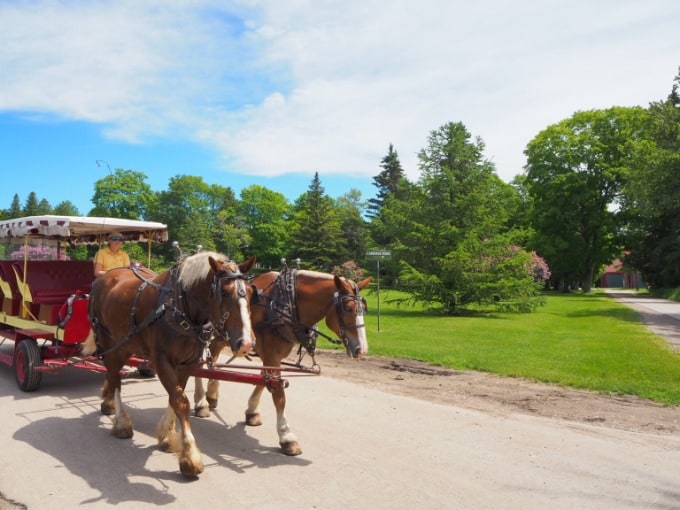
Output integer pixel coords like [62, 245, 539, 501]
[0, 215, 170, 391]
[0, 214, 371, 477]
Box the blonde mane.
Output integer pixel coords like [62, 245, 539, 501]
[180, 251, 235, 290]
[296, 269, 334, 280]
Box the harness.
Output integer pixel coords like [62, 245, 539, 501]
[90, 263, 248, 359]
[255, 266, 366, 363]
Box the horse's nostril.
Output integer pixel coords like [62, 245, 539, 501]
[234, 338, 252, 354]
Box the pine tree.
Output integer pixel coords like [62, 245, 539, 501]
[290, 173, 344, 270]
[23, 192, 40, 216]
[366, 144, 406, 219]
[9, 194, 22, 217]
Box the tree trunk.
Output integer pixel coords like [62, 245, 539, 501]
[582, 265, 594, 293]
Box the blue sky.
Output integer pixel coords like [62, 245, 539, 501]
[1, 1, 678, 216]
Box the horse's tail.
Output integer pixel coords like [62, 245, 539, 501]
[81, 328, 96, 356]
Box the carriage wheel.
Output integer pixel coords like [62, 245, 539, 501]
[14, 340, 43, 392]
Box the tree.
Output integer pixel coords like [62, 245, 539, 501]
[524, 107, 649, 292]
[237, 185, 291, 268]
[90, 169, 155, 219]
[335, 189, 369, 263]
[205, 184, 248, 259]
[289, 173, 344, 270]
[386, 122, 532, 312]
[53, 200, 80, 216]
[23, 192, 40, 216]
[366, 143, 407, 219]
[622, 68, 680, 287]
[368, 144, 414, 254]
[401, 235, 547, 312]
[153, 175, 219, 258]
[37, 198, 52, 215]
[2, 194, 22, 220]
[407, 122, 516, 273]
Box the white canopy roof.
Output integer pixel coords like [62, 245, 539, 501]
[0, 215, 168, 244]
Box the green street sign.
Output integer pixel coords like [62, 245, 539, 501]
[366, 250, 392, 259]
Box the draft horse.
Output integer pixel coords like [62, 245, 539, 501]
[82, 252, 256, 478]
[194, 265, 371, 455]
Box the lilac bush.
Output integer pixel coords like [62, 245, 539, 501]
[11, 245, 71, 260]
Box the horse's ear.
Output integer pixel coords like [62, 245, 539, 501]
[333, 274, 349, 293]
[357, 276, 372, 290]
[240, 255, 256, 274]
[208, 255, 220, 273]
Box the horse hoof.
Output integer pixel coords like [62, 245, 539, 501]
[101, 402, 115, 416]
[179, 460, 204, 478]
[280, 441, 302, 456]
[207, 397, 218, 409]
[245, 412, 262, 427]
[112, 427, 133, 439]
[194, 406, 211, 418]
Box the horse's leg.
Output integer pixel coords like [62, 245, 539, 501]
[100, 356, 121, 416]
[245, 377, 301, 456]
[206, 379, 220, 409]
[194, 342, 225, 417]
[270, 383, 301, 456]
[194, 377, 209, 418]
[101, 355, 134, 440]
[194, 377, 221, 417]
[157, 360, 203, 478]
[156, 404, 180, 452]
[245, 384, 265, 426]
[111, 386, 133, 439]
[100, 378, 115, 415]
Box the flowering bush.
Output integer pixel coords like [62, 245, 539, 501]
[332, 260, 364, 281]
[531, 252, 551, 282]
[10, 245, 70, 260]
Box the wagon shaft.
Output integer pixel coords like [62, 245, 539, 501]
[190, 365, 290, 390]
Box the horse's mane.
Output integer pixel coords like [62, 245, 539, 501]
[297, 269, 333, 280]
[296, 269, 334, 280]
[180, 251, 235, 290]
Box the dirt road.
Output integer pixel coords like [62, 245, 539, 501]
[1, 291, 679, 509]
[1, 348, 679, 510]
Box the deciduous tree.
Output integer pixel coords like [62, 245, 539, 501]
[524, 107, 648, 291]
[622, 68, 680, 287]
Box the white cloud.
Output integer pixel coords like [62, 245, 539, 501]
[211, 0, 680, 180]
[1, 0, 678, 184]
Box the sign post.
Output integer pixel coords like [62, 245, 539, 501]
[365, 250, 392, 332]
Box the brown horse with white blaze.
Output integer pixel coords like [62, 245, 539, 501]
[82, 252, 256, 478]
[194, 267, 371, 455]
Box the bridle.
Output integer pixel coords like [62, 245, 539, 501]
[207, 268, 251, 343]
[329, 281, 367, 344]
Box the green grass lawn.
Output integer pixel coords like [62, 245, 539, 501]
[317, 288, 680, 405]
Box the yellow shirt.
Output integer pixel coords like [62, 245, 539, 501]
[94, 247, 131, 272]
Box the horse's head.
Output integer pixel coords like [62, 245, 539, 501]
[325, 275, 372, 359]
[206, 254, 257, 356]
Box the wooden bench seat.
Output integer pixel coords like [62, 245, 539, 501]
[10, 260, 94, 323]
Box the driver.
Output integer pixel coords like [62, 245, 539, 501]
[93, 232, 131, 277]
